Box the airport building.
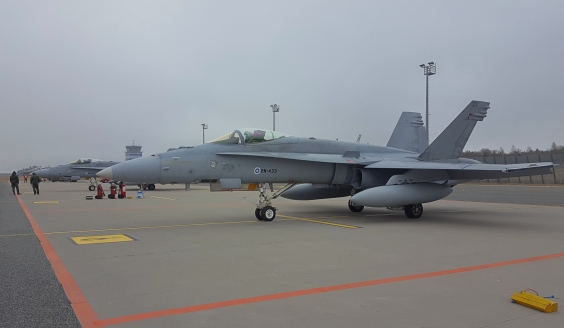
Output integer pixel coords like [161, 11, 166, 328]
[125, 142, 142, 161]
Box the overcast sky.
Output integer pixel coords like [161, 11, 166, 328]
[1, 0, 563, 172]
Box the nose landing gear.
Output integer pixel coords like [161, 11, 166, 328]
[88, 178, 98, 191]
[246, 183, 296, 221]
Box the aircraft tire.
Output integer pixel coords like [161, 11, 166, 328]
[255, 208, 263, 220]
[89, 185, 96, 191]
[260, 206, 276, 221]
[148, 184, 156, 190]
[404, 204, 423, 219]
[348, 200, 364, 213]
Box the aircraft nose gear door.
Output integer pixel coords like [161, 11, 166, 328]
[246, 183, 296, 221]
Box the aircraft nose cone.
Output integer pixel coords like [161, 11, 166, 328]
[34, 168, 50, 178]
[97, 167, 113, 179]
[99, 157, 160, 183]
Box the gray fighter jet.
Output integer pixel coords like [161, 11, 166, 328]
[35, 158, 160, 191]
[97, 101, 554, 221]
[34, 158, 120, 190]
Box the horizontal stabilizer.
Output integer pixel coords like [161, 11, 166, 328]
[419, 101, 489, 161]
[365, 160, 555, 180]
[386, 112, 428, 153]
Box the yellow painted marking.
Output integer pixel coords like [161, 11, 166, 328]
[278, 215, 359, 229]
[0, 233, 34, 238]
[71, 234, 134, 245]
[311, 215, 351, 220]
[33, 201, 60, 204]
[44, 215, 359, 236]
[45, 220, 294, 235]
[149, 196, 176, 200]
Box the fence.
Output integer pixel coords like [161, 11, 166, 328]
[463, 154, 564, 184]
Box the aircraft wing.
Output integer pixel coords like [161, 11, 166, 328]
[216, 152, 381, 165]
[365, 160, 555, 179]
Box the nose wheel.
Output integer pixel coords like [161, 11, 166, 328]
[259, 206, 276, 221]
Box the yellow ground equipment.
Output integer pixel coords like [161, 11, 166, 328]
[511, 290, 558, 313]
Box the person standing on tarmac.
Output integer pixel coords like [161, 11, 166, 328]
[10, 171, 21, 195]
[23, 174, 28, 183]
[30, 172, 41, 195]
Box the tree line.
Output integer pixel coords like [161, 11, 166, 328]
[462, 142, 564, 157]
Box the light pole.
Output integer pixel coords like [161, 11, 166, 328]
[201, 123, 208, 144]
[419, 62, 436, 141]
[270, 104, 279, 131]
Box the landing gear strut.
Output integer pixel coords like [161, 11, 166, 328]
[246, 183, 296, 221]
[404, 203, 423, 219]
[88, 178, 98, 191]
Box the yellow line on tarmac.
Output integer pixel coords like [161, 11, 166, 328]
[310, 215, 352, 220]
[43, 219, 294, 235]
[149, 196, 176, 200]
[278, 215, 360, 229]
[0, 233, 34, 238]
[33, 201, 60, 204]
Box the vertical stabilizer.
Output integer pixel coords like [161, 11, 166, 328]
[386, 112, 428, 153]
[419, 100, 489, 161]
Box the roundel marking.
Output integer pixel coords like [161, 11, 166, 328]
[254, 167, 261, 175]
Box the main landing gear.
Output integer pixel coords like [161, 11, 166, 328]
[404, 203, 423, 219]
[348, 199, 364, 212]
[348, 189, 364, 213]
[246, 183, 296, 221]
[347, 196, 423, 219]
[141, 184, 156, 190]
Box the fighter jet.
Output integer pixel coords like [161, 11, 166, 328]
[35, 158, 161, 191]
[97, 101, 554, 221]
[34, 158, 120, 190]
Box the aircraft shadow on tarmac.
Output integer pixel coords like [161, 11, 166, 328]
[289, 206, 553, 232]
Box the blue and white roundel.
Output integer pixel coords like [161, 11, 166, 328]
[254, 167, 261, 174]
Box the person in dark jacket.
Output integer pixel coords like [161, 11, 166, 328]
[10, 171, 21, 195]
[30, 172, 41, 195]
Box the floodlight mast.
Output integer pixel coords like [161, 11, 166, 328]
[270, 104, 279, 131]
[419, 62, 436, 141]
[201, 123, 208, 144]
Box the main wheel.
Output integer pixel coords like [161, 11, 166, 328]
[88, 185, 96, 191]
[348, 200, 364, 213]
[404, 204, 423, 219]
[148, 184, 156, 190]
[255, 208, 263, 220]
[260, 206, 276, 221]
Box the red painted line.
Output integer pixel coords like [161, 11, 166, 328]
[94, 251, 564, 326]
[16, 195, 102, 328]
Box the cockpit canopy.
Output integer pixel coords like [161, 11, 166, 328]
[69, 158, 101, 164]
[209, 128, 291, 145]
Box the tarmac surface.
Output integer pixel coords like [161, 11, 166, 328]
[1, 181, 563, 328]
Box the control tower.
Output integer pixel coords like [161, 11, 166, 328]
[125, 141, 142, 161]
